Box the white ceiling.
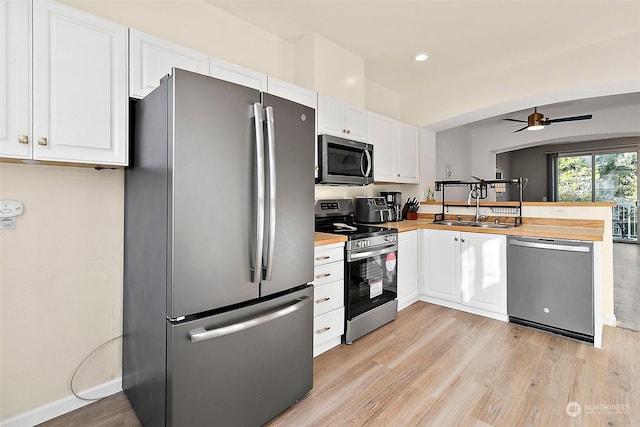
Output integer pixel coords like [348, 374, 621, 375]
[206, 0, 640, 98]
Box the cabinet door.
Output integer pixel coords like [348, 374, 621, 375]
[398, 230, 419, 309]
[368, 112, 395, 182]
[317, 94, 366, 142]
[343, 104, 367, 141]
[209, 57, 267, 91]
[0, 0, 31, 159]
[395, 122, 419, 183]
[317, 94, 344, 137]
[421, 229, 460, 302]
[460, 232, 506, 314]
[267, 77, 316, 109]
[32, 0, 128, 165]
[129, 29, 209, 99]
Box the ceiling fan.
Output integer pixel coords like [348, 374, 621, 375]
[504, 107, 593, 133]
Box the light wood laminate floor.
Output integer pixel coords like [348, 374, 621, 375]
[39, 302, 639, 426]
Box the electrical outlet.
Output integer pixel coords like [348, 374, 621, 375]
[551, 207, 567, 217]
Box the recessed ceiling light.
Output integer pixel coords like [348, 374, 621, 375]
[413, 53, 429, 62]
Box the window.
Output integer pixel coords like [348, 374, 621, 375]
[557, 151, 637, 203]
[556, 150, 638, 241]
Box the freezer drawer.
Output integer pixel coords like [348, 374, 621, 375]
[167, 286, 313, 426]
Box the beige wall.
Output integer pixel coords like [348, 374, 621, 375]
[0, 164, 123, 420]
[294, 33, 366, 107]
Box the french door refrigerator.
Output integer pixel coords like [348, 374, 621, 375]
[123, 68, 315, 426]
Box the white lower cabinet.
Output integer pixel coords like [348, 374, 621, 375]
[420, 229, 507, 319]
[312, 243, 345, 357]
[397, 230, 419, 310]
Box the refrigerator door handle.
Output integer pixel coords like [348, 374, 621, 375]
[252, 103, 266, 283]
[263, 106, 276, 281]
[189, 296, 310, 343]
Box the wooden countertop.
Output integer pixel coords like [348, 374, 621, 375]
[420, 200, 616, 207]
[314, 232, 347, 246]
[378, 219, 605, 241]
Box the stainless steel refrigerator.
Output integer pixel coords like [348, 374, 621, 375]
[123, 68, 315, 426]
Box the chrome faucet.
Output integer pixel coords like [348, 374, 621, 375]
[469, 187, 487, 222]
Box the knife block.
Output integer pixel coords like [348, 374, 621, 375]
[406, 212, 418, 220]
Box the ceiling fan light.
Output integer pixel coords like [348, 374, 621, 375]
[527, 124, 544, 131]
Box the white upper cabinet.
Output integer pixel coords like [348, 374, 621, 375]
[367, 112, 395, 182]
[30, 0, 128, 166]
[395, 122, 419, 183]
[367, 111, 419, 183]
[209, 57, 267, 91]
[0, 0, 31, 159]
[267, 77, 317, 109]
[129, 29, 210, 99]
[317, 94, 366, 142]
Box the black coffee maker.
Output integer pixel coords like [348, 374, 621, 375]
[380, 191, 402, 222]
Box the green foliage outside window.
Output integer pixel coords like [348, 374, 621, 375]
[557, 152, 637, 202]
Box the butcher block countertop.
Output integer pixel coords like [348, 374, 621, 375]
[314, 217, 605, 244]
[314, 232, 347, 246]
[379, 218, 605, 241]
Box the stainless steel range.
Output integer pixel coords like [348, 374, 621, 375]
[315, 199, 398, 344]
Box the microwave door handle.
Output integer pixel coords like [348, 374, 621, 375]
[363, 149, 372, 177]
[252, 103, 265, 284]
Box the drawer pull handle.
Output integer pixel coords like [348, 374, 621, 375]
[315, 297, 331, 304]
[315, 273, 331, 279]
[316, 326, 331, 334]
[315, 256, 330, 261]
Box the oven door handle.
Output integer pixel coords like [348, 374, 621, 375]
[347, 244, 397, 261]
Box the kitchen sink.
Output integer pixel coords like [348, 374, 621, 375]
[432, 220, 513, 229]
[473, 222, 514, 229]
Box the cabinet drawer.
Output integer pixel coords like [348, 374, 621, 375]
[312, 261, 344, 287]
[313, 280, 344, 317]
[313, 307, 345, 347]
[314, 246, 344, 267]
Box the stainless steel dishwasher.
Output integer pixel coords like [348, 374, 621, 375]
[507, 236, 594, 342]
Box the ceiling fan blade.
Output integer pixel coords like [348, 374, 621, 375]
[547, 114, 593, 124]
[513, 125, 529, 133]
[503, 118, 527, 123]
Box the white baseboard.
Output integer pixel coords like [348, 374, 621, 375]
[603, 314, 617, 327]
[0, 378, 122, 427]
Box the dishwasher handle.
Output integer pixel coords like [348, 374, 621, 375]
[509, 239, 591, 253]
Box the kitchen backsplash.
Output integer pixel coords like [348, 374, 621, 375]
[314, 183, 421, 204]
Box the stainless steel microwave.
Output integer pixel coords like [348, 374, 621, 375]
[317, 134, 374, 185]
